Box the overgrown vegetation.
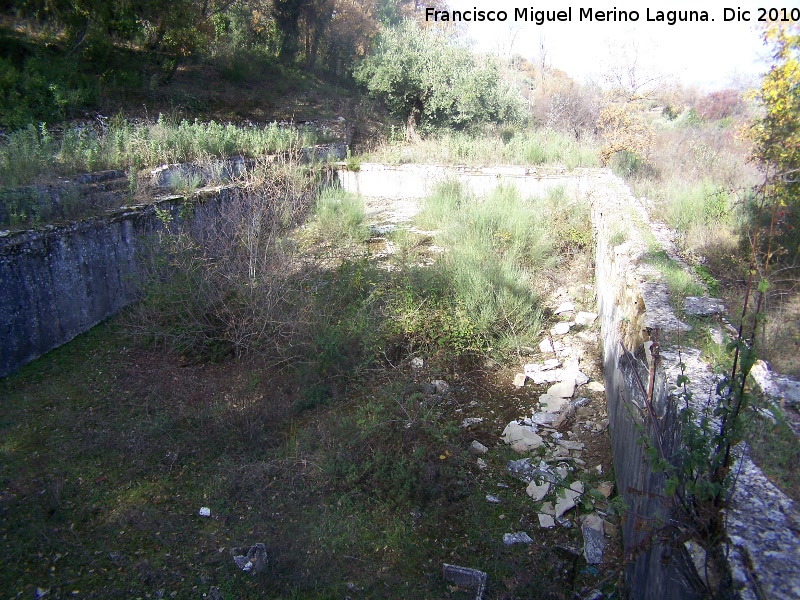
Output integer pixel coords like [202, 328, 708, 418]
[0, 116, 325, 188]
[1, 168, 610, 597]
[365, 127, 598, 169]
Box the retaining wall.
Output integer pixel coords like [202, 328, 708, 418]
[0, 187, 238, 378]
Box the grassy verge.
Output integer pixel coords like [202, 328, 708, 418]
[0, 116, 329, 189]
[364, 127, 598, 169]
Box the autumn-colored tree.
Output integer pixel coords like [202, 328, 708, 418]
[749, 23, 800, 262]
[596, 103, 654, 166]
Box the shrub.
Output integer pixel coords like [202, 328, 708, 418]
[131, 159, 319, 360]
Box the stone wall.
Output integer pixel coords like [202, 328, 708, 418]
[0, 188, 236, 378]
[589, 172, 800, 600]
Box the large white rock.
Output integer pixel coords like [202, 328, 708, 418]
[538, 514, 556, 528]
[526, 479, 551, 501]
[587, 381, 605, 392]
[501, 422, 543, 451]
[539, 394, 570, 413]
[575, 311, 598, 326]
[554, 481, 584, 518]
[512, 373, 528, 388]
[547, 378, 576, 398]
[539, 338, 565, 353]
[527, 368, 564, 384]
[554, 301, 575, 315]
[550, 322, 571, 336]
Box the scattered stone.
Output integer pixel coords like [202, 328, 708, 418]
[573, 371, 590, 386]
[587, 381, 605, 393]
[577, 331, 596, 343]
[231, 543, 267, 575]
[539, 338, 565, 353]
[540, 501, 555, 516]
[526, 479, 551, 501]
[709, 327, 724, 345]
[550, 322, 571, 336]
[486, 494, 501, 504]
[442, 564, 487, 600]
[538, 514, 556, 528]
[431, 380, 449, 395]
[548, 378, 576, 398]
[410, 357, 424, 369]
[754, 407, 777, 426]
[554, 482, 584, 518]
[684, 540, 712, 589]
[512, 373, 528, 388]
[552, 447, 570, 458]
[750, 360, 800, 408]
[555, 465, 570, 479]
[571, 397, 589, 408]
[582, 590, 603, 600]
[527, 368, 565, 384]
[476, 458, 487, 470]
[596, 482, 614, 498]
[593, 419, 609, 432]
[575, 311, 598, 326]
[556, 516, 573, 528]
[581, 514, 606, 564]
[558, 440, 585, 451]
[501, 422, 543, 452]
[461, 417, 484, 428]
[554, 301, 575, 314]
[469, 440, 489, 456]
[684, 296, 725, 316]
[199, 507, 211, 517]
[531, 412, 558, 426]
[552, 411, 570, 429]
[539, 393, 570, 413]
[503, 532, 533, 545]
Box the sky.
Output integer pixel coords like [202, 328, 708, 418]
[444, 0, 781, 90]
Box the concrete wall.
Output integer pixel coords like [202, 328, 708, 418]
[0, 188, 237, 378]
[590, 174, 701, 599]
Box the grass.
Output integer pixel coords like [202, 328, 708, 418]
[311, 187, 369, 247]
[0, 316, 616, 599]
[364, 127, 598, 169]
[414, 181, 591, 353]
[0, 116, 330, 189]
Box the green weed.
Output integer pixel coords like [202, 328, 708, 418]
[366, 127, 598, 169]
[312, 187, 369, 246]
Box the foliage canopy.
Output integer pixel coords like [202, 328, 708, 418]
[749, 23, 800, 262]
[353, 21, 524, 133]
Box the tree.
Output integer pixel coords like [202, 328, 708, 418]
[749, 23, 800, 263]
[353, 21, 523, 137]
